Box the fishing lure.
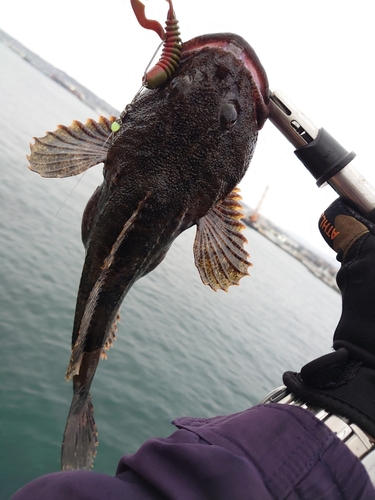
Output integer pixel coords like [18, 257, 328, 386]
[131, 0, 182, 89]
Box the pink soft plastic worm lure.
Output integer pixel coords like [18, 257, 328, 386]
[130, 0, 182, 89]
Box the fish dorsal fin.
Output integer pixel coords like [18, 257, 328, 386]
[27, 116, 117, 178]
[193, 187, 251, 292]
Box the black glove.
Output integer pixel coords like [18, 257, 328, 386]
[283, 198, 375, 438]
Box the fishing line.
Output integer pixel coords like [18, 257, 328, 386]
[144, 40, 164, 81]
[52, 171, 88, 224]
[103, 131, 116, 148]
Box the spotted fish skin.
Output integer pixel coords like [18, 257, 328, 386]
[28, 33, 269, 470]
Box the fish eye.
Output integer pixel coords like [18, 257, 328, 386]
[219, 103, 238, 130]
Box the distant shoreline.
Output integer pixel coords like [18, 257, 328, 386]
[243, 216, 339, 293]
[0, 27, 120, 118]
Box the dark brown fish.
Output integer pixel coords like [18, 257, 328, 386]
[28, 32, 269, 470]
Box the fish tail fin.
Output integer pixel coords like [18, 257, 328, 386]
[61, 391, 98, 470]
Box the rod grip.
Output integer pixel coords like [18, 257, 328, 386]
[294, 128, 356, 187]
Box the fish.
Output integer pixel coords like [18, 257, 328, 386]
[27, 31, 269, 470]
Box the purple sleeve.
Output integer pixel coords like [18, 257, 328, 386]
[11, 404, 375, 500]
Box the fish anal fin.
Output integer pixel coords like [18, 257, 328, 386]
[101, 313, 120, 359]
[27, 116, 117, 178]
[65, 344, 84, 381]
[194, 187, 251, 292]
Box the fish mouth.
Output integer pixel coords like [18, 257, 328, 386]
[181, 33, 269, 129]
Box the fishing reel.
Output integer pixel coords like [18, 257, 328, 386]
[269, 90, 375, 223]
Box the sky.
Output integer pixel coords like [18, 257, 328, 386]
[1, 0, 374, 257]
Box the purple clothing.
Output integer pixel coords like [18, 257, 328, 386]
[11, 404, 375, 499]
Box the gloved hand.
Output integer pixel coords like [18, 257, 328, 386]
[283, 198, 375, 438]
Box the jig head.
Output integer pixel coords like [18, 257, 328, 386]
[131, 0, 182, 89]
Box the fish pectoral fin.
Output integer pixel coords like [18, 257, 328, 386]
[27, 116, 117, 178]
[193, 187, 251, 292]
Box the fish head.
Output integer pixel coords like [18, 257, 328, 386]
[105, 32, 269, 217]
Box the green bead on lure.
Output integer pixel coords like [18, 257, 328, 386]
[110, 121, 121, 132]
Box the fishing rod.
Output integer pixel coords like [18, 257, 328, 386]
[269, 90, 375, 223]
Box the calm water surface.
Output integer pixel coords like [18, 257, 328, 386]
[0, 42, 341, 499]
